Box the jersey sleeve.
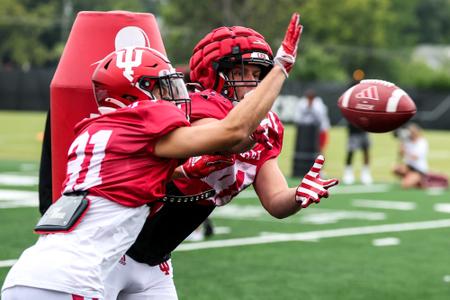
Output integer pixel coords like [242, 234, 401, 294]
[134, 100, 190, 152]
[189, 90, 233, 121]
[257, 111, 284, 170]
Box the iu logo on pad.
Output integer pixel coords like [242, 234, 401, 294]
[159, 261, 171, 275]
[356, 86, 379, 101]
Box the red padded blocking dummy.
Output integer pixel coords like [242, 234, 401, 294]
[50, 11, 166, 201]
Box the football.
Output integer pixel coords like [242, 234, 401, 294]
[338, 79, 416, 133]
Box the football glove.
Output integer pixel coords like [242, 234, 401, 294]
[250, 125, 273, 150]
[274, 13, 303, 78]
[295, 155, 339, 208]
[181, 154, 235, 179]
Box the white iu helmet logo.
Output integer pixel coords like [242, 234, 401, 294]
[116, 47, 144, 82]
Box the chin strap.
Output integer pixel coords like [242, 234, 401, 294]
[98, 106, 117, 115]
[98, 97, 130, 114]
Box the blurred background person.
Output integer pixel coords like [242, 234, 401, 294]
[294, 89, 330, 153]
[292, 88, 330, 177]
[393, 123, 428, 189]
[342, 122, 373, 185]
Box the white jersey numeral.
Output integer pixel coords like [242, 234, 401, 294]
[64, 130, 113, 193]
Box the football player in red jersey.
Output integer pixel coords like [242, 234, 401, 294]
[104, 15, 338, 300]
[2, 13, 302, 300]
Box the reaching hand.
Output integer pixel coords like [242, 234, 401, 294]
[250, 125, 273, 150]
[274, 13, 303, 78]
[295, 155, 339, 208]
[181, 154, 235, 179]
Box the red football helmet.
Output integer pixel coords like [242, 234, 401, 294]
[92, 47, 190, 117]
[190, 26, 273, 100]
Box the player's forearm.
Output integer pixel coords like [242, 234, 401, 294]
[226, 137, 257, 153]
[260, 187, 301, 219]
[220, 66, 285, 143]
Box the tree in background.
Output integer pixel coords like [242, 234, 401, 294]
[159, 0, 299, 65]
[0, 0, 60, 69]
[0, 0, 152, 69]
[1, 0, 449, 88]
[159, 0, 450, 87]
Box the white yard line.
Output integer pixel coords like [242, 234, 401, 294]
[426, 188, 446, 196]
[352, 199, 416, 210]
[332, 184, 391, 194]
[0, 189, 38, 208]
[299, 210, 386, 224]
[434, 203, 450, 214]
[0, 259, 17, 268]
[176, 219, 450, 251]
[0, 174, 38, 186]
[0, 183, 391, 209]
[372, 237, 400, 247]
[236, 184, 391, 199]
[212, 205, 387, 224]
[2, 219, 450, 268]
[213, 226, 231, 235]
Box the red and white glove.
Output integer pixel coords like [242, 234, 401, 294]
[250, 125, 273, 150]
[295, 155, 339, 208]
[274, 13, 303, 78]
[180, 154, 235, 179]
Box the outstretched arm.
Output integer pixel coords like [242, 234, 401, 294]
[253, 159, 300, 219]
[155, 13, 302, 159]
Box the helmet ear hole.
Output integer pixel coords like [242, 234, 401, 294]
[140, 78, 152, 89]
[103, 59, 112, 70]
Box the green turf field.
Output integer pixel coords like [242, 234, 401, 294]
[0, 111, 449, 299]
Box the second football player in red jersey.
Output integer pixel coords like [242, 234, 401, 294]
[104, 15, 338, 300]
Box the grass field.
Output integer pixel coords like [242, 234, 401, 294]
[0, 111, 449, 299]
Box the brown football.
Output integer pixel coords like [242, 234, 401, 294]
[338, 79, 416, 133]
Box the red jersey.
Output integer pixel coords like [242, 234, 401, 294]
[62, 100, 190, 207]
[174, 89, 284, 206]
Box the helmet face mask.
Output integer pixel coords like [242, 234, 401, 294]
[138, 74, 191, 118]
[217, 64, 259, 101]
[92, 47, 191, 119]
[215, 52, 273, 102]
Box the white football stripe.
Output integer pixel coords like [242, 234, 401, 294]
[386, 89, 406, 112]
[341, 86, 356, 108]
[361, 79, 395, 87]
